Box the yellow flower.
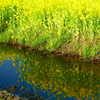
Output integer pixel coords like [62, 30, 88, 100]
[56, 69, 60, 73]
[11, 36, 14, 39]
[17, 79, 20, 82]
[6, 21, 8, 24]
[75, 67, 78, 71]
[26, 25, 29, 28]
[35, 94, 37, 97]
[19, 69, 21, 72]
[9, 17, 12, 19]
[18, 34, 20, 37]
[22, 67, 25, 71]
[22, 27, 24, 31]
[12, 63, 16, 67]
[21, 86, 24, 89]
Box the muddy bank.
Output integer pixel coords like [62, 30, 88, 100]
[0, 42, 100, 63]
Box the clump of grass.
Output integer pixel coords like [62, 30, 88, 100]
[0, 0, 100, 60]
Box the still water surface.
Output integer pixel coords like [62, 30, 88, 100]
[0, 44, 100, 100]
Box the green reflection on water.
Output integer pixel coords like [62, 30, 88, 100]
[0, 44, 100, 100]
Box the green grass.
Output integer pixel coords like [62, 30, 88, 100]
[0, 0, 100, 61]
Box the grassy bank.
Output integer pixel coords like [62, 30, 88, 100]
[0, 0, 100, 60]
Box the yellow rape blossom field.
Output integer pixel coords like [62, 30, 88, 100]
[0, 0, 100, 60]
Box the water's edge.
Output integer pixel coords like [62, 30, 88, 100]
[0, 90, 27, 100]
[0, 42, 100, 63]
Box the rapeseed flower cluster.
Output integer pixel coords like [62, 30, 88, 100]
[0, 0, 100, 59]
[0, 0, 99, 34]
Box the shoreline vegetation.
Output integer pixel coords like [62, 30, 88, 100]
[0, 0, 100, 62]
[0, 90, 27, 100]
[0, 90, 45, 100]
[0, 42, 100, 63]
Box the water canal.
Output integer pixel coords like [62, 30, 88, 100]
[0, 44, 100, 100]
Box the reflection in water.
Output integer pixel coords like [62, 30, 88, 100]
[0, 44, 100, 100]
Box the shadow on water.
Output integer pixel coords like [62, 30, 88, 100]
[0, 44, 100, 100]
